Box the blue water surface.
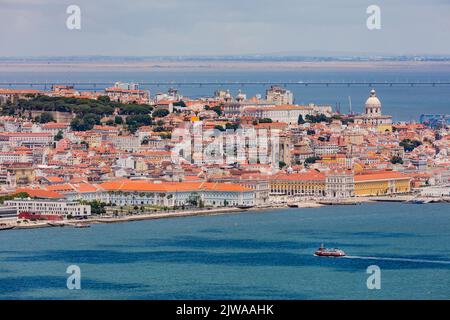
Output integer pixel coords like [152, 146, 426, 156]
[0, 203, 449, 300]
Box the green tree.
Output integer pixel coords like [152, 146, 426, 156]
[298, 115, 305, 125]
[54, 130, 64, 141]
[173, 100, 187, 108]
[305, 156, 320, 165]
[152, 109, 170, 118]
[400, 139, 422, 152]
[0, 192, 30, 204]
[225, 123, 240, 131]
[97, 95, 111, 104]
[390, 156, 404, 164]
[205, 105, 223, 116]
[114, 116, 123, 125]
[79, 200, 107, 215]
[37, 112, 55, 123]
[126, 114, 153, 133]
[70, 114, 101, 131]
[305, 114, 331, 123]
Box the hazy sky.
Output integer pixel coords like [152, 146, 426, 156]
[1, 0, 450, 57]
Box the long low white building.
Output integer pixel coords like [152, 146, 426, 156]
[5, 199, 91, 218]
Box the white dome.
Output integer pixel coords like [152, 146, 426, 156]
[365, 89, 381, 108]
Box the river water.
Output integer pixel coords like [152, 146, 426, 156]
[1, 69, 450, 121]
[1, 203, 449, 300]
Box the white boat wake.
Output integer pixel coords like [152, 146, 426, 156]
[344, 255, 450, 265]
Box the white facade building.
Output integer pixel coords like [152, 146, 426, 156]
[5, 199, 91, 218]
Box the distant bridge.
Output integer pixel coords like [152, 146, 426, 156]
[1, 81, 450, 89]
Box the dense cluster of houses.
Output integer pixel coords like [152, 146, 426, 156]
[0, 83, 449, 219]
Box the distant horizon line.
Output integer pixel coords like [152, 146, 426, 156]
[1, 54, 450, 62]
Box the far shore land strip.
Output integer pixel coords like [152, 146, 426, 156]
[2, 60, 450, 72]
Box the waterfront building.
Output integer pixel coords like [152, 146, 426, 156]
[269, 171, 326, 197]
[270, 169, 411, 198]
[0, 206, 17, 220]
[325, 170, 354, 198]
[209, 173, 270, 206]
[93, 179, 256, 208]
[354, 170, 411, 196]
[420, 186, 450, 197]
[5, 199, 91, 219]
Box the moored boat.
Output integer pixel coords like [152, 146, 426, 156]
[0, 224, 15, 231]
[236, 205, 254, 209]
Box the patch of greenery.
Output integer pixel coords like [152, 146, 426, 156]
[305, 114, 331, 123]
[152, 109, 170, 118]
[78, 200, 107, 215]
[35, 112, 55, 123]
[305, 156, 321, 165]
[70, 114, 101, 131]
[205, 105, 223, 116]
[400, 139, 422, 152]
[3, 96, 152, 118]
[0, 192, 30, 204]
[390, 156, 404, 164]
[126, 114, 153, 133]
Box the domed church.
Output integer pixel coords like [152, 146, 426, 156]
[354, 89, 392, 126]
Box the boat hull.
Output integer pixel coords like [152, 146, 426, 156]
[314, 252, 346, 257]
[0, 226, 15, 231]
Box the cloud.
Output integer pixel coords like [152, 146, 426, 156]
[0, 0, 449, 56]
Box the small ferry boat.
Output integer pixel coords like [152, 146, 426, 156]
[314, 244, 346, 257]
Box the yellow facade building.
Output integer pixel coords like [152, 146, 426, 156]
[270, 169, 411, 199]
[269, 170, 326, 197]
[354, 171, 411, 196]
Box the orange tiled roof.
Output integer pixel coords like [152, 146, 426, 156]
[271, 170, 326, 181]
[354, 170, 410, 182]
[98, 179, 251, 193]
[15, 188, 63, 199]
